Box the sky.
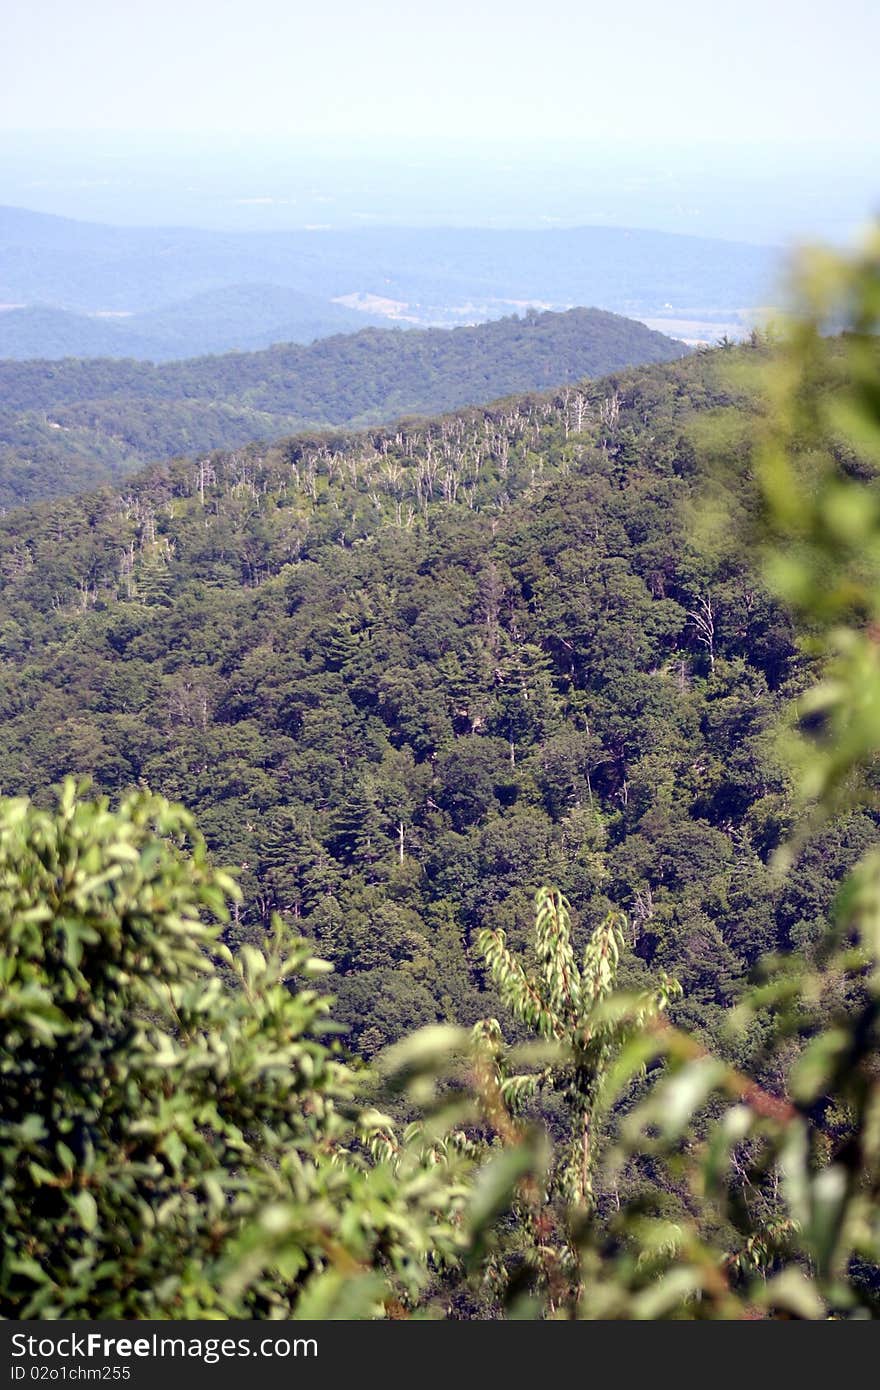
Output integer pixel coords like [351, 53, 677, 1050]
[3, 0, 879, 145]
[1, 1, 878, 243]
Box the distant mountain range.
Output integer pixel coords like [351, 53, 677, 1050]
[0, 306, 687, 508]
[0, 205, 778, 359]
[0, 286, 391, 361]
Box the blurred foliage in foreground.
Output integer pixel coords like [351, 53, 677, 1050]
[383, 231, 880, 1318]
[1, 233, 880, 1319]
[0, 784, 468, 1318]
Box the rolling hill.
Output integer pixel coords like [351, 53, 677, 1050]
[0, 306, 687, 507]
[0, 342, 851, 1057]
[0, 286, 391, 361]
[0, 205, 778, 337]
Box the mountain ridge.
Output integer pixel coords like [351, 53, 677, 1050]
[0, 306, 687, 508]
[0, 203, 778, 328]
[0, 342, 839, 1058]
[0, 286, 391, 361]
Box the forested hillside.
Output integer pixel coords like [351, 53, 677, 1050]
[0, 307, 685, 507]
[1, 342, 866, 1056]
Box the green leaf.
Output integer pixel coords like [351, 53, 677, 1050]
[71, 1190, 98, 1234]
[28, 1162, 57, 1187]
[805, 1164, 848, 1279]
[756, 1269, 826, 1320]
[378, 1025, 469, 1082]
[292, 1269, 386, 1321]
[789, 1028, 849, 1103]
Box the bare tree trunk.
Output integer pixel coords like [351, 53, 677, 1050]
[687, 593, 716, 673]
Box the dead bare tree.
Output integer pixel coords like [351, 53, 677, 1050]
[687, 593, 716, 673]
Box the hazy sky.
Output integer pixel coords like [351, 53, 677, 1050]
[4, 0, 879, 146]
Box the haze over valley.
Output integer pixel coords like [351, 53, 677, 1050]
[0, 203, 778, 360]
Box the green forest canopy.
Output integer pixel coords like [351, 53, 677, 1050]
[2, 226, 880, 1316]
[5, 225, 878, 1312]
[0, 343, 837, 1057]
[0, 307, 685, 507]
